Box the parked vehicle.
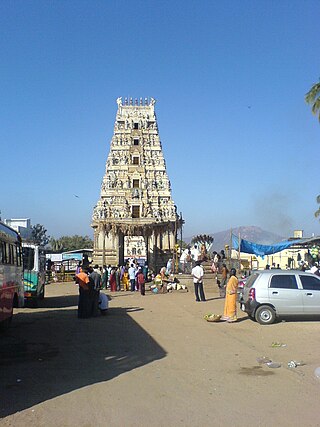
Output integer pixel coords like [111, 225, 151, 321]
[239, 269, 320, 325]
[22, 243, 46, 303]
[0, 221, 24, 329]
[237, 277, 247, 301]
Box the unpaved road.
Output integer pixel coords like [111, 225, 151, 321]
[1, 279, 320, 427]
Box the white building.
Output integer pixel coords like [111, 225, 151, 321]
[4, 218, 33, 240]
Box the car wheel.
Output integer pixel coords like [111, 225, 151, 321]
[255, 305, 276, 325]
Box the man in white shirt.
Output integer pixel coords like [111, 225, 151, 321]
[191, 244, 200, 266]
[191, 261, 206, 302]
[179, 249, 188, 273]
[128, 264, 137, 292]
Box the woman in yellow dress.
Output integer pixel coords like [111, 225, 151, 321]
[221, 268, 238, 322]
[122, 268, 130, 291]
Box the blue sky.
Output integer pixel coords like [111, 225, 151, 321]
[1, 0, 319, 240]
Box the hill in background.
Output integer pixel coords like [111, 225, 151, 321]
[184, 226, 284, 252]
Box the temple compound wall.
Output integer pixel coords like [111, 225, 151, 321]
[91, 97, 181, 271]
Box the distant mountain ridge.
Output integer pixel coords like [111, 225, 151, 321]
[184, 226, 284, 251]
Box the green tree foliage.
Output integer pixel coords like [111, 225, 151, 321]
[49, 238, 64, 251]
[315, 195, 320, 221]
[31, 224, 50, 246]
[305, 81, 320, 122]
[305, 81, 320, 219]
[50, 235, 93, 252]
[177, 239, 187, 249]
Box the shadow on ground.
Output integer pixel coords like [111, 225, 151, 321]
[0, 297, 166, 418]
[24, 294, 79, 309]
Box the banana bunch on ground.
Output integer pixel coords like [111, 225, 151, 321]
[204, 313, 221, 322]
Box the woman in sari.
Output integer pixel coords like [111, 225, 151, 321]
[122, 268, 130, 291]
[221, 268, 238, 322]
[109, 268, 117, 292]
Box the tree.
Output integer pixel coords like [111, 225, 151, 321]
[49, 235, 93, 252]
[49, 238, 64, 251]
[305, 81, 320, 122]
[315, 195, 320, 221]
[305, 81, 320, 219]
[177, 239, 187, 250]
[31, 224, 50, 246]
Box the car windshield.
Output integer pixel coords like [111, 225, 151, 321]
[245, 273, 259, 288]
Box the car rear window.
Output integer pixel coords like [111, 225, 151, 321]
[270, 275, 297, 289]
[299, 275, 320, 291]
[245, 273, 259, 288]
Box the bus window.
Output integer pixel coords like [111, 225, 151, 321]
[9, 244, 14, 264]
[23, 247, 35, 271]
[16, 246, 22, 266]
[13, 245, 17, 265]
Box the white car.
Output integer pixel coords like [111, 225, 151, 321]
[239, 270, 320, 325]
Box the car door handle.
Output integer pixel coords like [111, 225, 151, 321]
[306, 293, 313, 296]
[272, 291, 278, 294]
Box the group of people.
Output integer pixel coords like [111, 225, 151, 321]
[75, 265, 109, 319]
[179, 244, 209, 273]
[191, 259, 239, 323]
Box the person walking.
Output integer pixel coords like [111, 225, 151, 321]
[136, 267, 146, 295]
[221, 268, 239, 322]
[191, 261, 206, 302]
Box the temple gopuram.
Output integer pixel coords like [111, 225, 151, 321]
[92, 97, 181, 270]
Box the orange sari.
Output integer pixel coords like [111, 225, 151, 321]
[222, 276, 238, 322]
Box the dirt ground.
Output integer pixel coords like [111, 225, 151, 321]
[1, 278, 320, 427]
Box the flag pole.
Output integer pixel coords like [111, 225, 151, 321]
[238, 231, 241, 273]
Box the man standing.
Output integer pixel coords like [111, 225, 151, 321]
[136, 267, 146, 295]
[128, 263, 137, 292]
[89, 265, 101, 317]
[191, 261, 206, 302]
[191, 244, 200, 266]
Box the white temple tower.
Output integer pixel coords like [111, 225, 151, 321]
[92, 97, 180, 269]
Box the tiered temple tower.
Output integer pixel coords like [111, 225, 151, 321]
[92, 97, 180, 269]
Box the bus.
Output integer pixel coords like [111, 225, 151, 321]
[22, 243, 46, 302]
[0, 221, 24, 328]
